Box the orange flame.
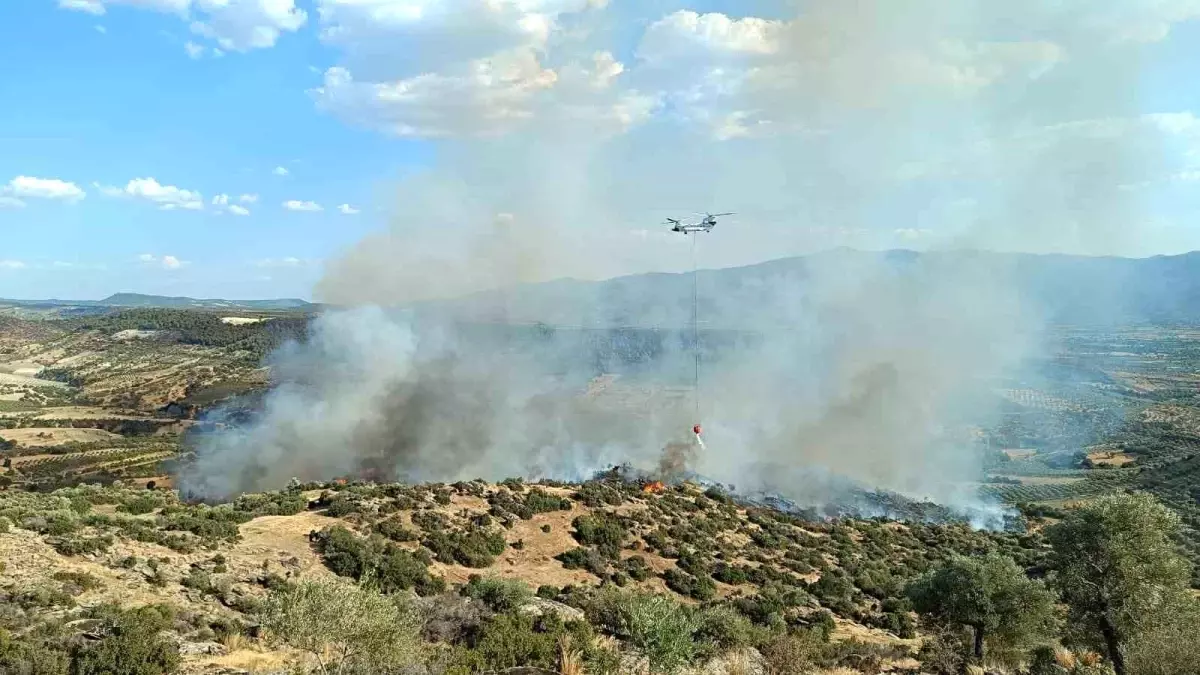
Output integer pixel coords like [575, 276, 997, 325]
[642, 481, 665, 494]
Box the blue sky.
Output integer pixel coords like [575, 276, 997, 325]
[3, 0, 1200, 302]
[0, 0, 431, 299]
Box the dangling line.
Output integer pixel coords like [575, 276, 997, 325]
[692, 231, 699, 420]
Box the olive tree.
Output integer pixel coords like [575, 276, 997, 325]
[259, 577, 422, 675]
[907, 553, 1057, 666]
[1046, 492, 1195, 675]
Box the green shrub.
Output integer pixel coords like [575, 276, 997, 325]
[161, 505, 246, 543]
[231, 491, 307, 517]
[462, 576, 532, 613]
[324, 494, 363, 518]
[70, 605, 181, 675]
[37, 512, 81, 536]
[473, 612, 559, 671]
[375, 546, 444, 596]
[0, 627, 71, 675]
[314, 526, 377, 579]
[695, 605, 758, 654]
[713, 563, 749, 585]
[314, 526, 444, 596]
[557, 547, 610, 577]
[374, 518, 417, 542]
[117, 495, 159, 516]
[524, 489, 572, 515]
[13, 585, 77, 610]
[759, 630, 826, 675]
[587, 590, 700, 673]
[622, 556, 653, 582]
[51, 571, 102, 594]
[573, 483, 628, 508]
[422, 527, 507, 568]
[259, 578, 422, 674]
[663, 569, 716, 601]
[572, 513, 627, 558]
[50, 535, 113, 557]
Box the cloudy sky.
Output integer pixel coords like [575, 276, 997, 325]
[3, 0, 1200, 300]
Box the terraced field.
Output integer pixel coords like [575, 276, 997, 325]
[0, 310, 304, 491]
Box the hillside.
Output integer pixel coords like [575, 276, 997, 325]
[415, 249, 1200, 328]
[0, 476, 1039, 674]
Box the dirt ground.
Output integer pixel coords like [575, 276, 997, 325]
[0, 371, 67, 388]
[1087, 451, 1135, 467]
[0, 427, 125, 447]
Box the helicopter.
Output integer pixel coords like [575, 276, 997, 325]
[665, 212, 733, 234]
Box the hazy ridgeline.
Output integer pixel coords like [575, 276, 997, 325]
[182, 248, 1045, 532]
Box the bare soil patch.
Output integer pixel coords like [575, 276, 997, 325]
[1087, 451, 1135, 467]
[0, 427, 124, 447]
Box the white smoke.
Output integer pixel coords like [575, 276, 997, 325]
[182, 0, 1192, 521]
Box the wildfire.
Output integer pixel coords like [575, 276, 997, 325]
[642, 481, 666, 494]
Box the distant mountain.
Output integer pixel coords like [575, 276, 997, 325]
[4, 250, 1199, 324]
[414, 249, 1200, 328]
[0, 294, 315, 313]
[98, 293, 315, 311]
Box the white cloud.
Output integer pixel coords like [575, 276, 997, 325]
[310, 49, 559, 137]
[238, 193, 259, 203]
[139, 253, 186, 269]
[639, 11, 785, 61]
[273, 166, 290, 176]
[585, 51, 623, 89]
[190, 0, 308, 52]
[0, 196, 25, 209]
[99, 177, 204, 210]
[125, 177, 204, 210]
[283, 199, 323, 212]
[0, 260, 27, 270]
[4, 176, 86, 202]
[256, 256, 306, 267]
[338, 203, 360, 214]
[211, 193, 252, 215]
[894, 228, 933, 240]
[59, 0, 105, 15]
[59, 0, 305, 51]
[314, 0, 599, 80]
[92, 182, 124, 197]
[95, 24, 108, 33]
[185, 41, 206, 59]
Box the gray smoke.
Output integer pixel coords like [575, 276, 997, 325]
[182, 0, 1185, 519]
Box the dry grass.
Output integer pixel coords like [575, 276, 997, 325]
[559, 634, 585, 675]
[1087, 451, 1135, 467]
[0, 427, 124, 447]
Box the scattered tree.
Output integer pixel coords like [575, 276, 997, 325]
[259, 578, 422, 675]
[1046, 493, 1196, 675]
[907, 553, 1057, 665]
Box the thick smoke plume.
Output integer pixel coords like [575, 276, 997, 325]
[183, 0, 1180, 520]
